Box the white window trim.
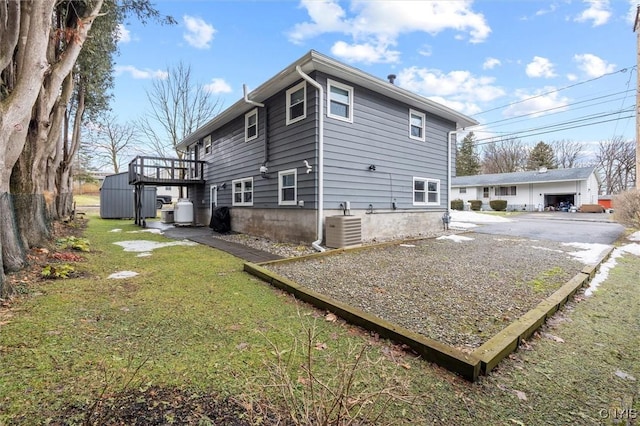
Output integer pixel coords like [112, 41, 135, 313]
[327, 79, 353, 123]
[286, 81, 306, 125]
[203, 135, 212, 154]
[278, 169, 297, 206]
[232, 177, 254, 207]
[409, 109, 426, 141]
[245, 108, 258, 142]
[413, 177, 440, 206]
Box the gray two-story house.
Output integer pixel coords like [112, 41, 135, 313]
[176, 50, 478, 248]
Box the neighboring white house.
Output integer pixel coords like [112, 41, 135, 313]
[451, 166, 600, 211]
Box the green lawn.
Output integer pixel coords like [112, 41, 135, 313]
[0, 214, 638, 425]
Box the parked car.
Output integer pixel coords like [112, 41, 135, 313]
[156, 195, 172, 210]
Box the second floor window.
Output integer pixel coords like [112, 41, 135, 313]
[286, 81, 306, 125]
[203, 135, 212, 154]
[409, 109, 426, 141]
[245, 109, 258, 142]
[327, 79, 353, 122]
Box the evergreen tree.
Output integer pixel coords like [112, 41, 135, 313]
[527, 141, 557, 170]
[456, 132, 481, 176]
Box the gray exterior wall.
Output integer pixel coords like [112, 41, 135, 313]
[316, 72, 455, 212]
[189, 72, 456, 242]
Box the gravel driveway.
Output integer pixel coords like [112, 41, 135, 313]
[264, 232, 595, 350]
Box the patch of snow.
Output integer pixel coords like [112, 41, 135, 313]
[531, 246, 564, 254]
[399, 244, 416, 248]
[449, 222, 478, 230]
[127, 229, 163, 235]
[562, 242, 612, 265]
[108, 271, 139, 279]
[627, 231, 640, 241]
[615, 370, 637, 381]
[584, 249, 622, 296]
[436, 235, 474, 243]
[137, 252, 153, 257]
[584, 243, 640, 297]
[449, 210, 513, 223]
[113, 240, 197, 253]
[109, 229, 123, 233]
[619, 243, 640, 256]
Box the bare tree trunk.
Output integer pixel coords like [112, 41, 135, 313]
[2, 0, 103, 265]
[0, 193, 26, 272]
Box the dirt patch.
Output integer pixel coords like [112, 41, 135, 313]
[44, 386, 289, 426]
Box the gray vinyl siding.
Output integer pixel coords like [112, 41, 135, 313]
[316, 72, 455, 211]
[197, 80, 318, 209]
[193, 72, 455, 213]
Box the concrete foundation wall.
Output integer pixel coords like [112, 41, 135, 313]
[196, 206, 445, 244]
[231, 208, 317, 243]
[325, 209, 445, 242]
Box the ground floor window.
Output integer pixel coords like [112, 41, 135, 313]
[483, 187, 489, 198]
[413, 177, 440, 205]
[495, 186, 517, 196]
[232, 177, 253, 206]
[278, 169, 297, 205]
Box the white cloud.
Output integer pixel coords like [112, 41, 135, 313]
[289, 0, 350, 44]
[115, 24, 131, 43]
[288, 0, 491, 63]
[573, 53, 616, 77]
[483, 57, 501, 70]
[575, 0, 611, 26]
[397, 67, 504, 116]
[418, 44, 432, 57]
[398, 67, 505, 103]
[204, 78, 232, 94]
[535, 4, 558, 16]
[330, 40, 400, 64]
[115, 65, 168, 80]
[503, 87, 570, 118]
[526, 56, 557, 78]
[183, 15, 216, 49]
[566, 73, 578, 81]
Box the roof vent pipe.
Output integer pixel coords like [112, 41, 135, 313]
[387, 74, 396, 84]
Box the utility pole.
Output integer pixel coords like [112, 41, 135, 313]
[635, 5, 640, 188]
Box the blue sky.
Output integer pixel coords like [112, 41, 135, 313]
[112, 0, 638, 156]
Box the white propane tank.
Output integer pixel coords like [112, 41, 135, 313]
[174, 199, 194, 226]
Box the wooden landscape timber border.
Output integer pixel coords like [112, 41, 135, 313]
[243, 245, 614, 382]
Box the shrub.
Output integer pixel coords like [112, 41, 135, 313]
[469, 200, 483, 211]
[613, 189, 640, 228]
[56, 236, 90, 252]
[41, 264, 75, 279]
[489, 200, 507, 211]
[450, 199, 464, 211]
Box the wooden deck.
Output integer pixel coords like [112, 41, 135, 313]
[128, 156, 206, 186]
[128, 156, 206, 226]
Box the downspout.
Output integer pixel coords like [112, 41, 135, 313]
[243, 84, 269, 166]
[296, 66, 325, 252]
[447, 131, 457, 216]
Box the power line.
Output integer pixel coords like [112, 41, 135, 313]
[472, 65, 634, 117]
[471, 110, 634, 145]
[469, 89, 634, 130]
